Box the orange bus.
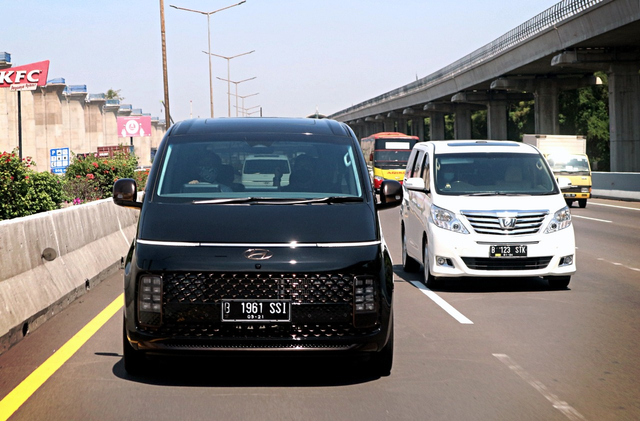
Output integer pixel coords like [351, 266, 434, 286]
[360, 132, 418, 190]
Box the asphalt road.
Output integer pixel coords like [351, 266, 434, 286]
[0, 198, 638, 421]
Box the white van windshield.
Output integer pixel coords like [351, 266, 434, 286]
[434, 153, 558, 195]
[155, 134, 364, 202]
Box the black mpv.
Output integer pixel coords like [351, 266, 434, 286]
[113, 118, 402, 376]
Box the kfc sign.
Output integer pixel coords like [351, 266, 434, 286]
[117, 116, 152, 138]
[0, 60, 50, 91]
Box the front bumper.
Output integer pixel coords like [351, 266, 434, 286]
[428, 226, 577, 278]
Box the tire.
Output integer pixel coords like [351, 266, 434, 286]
[372, 321, 394, 377]
[123, 323, 148, 375]
[566, 200, 574, 208]
[548, 276, 571, 290]
[401, 225, 420, 272]
[423, 242, 440, 289]
[578, 199, 587, 208]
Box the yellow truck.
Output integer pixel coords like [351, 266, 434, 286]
[523, 134, 592, 208]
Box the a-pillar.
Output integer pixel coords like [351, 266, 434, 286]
[609, 63, 640, 171]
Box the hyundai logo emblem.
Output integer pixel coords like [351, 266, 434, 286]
[244, 249, 273, 260]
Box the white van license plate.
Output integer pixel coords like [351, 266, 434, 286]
[221, 300, 291, 322]
[490, 245, 527, 257]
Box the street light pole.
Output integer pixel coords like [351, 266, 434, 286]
[237, 92, 259, 116]
[170, 1, 246, 118]
[203, 50, 255, 117]
[216, 76, 256, 117]
[159, 0, 171, 128]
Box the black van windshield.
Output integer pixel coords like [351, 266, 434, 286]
[434, 152, 558, 196]
[154, 133, 364, 202]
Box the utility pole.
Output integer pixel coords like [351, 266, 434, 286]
[160, 0, 171, 128]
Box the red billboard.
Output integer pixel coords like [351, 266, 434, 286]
[117, 116, 152, 138]
[0, 60, 50, 91]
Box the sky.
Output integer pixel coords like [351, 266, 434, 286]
[2, 0, 561, 123]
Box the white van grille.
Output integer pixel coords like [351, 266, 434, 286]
[461, 210, 548, 235]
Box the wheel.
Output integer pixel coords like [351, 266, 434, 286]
[578, 199, 587, 208]
[548, 276, 571, 290]
[123, 323, 148, 375]
[423, 241, 440, 289]
[566, 200, 574, 208]
[372, 320, 394, 377]
[401, 225, 420, 272]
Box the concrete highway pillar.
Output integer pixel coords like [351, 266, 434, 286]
[454, 105, 472, 139]
[487, 100, 508, 140]
[412, 118, 425, 141]
[608, 63, 640, 172]
[429, 113, 445, 140]
[533, 81, 560, 135]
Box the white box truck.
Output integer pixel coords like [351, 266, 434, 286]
[523, 135, 592, 208]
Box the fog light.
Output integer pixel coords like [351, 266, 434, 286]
[138, 275, 163, 326]
[354, 276, 376, 313]
[436, 256, 446, 266]
[560, 255, 574, 266]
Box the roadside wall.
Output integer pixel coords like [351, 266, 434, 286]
[592, 172, 640, 201]
[0, 199, 139, 354]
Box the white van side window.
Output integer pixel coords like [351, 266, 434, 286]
[420, 153, 430, 187]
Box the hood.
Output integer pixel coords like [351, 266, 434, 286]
[138, 201, 378, 244]
[435, 194, 567, 214]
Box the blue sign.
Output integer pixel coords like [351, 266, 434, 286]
[50, 148, 70, 174]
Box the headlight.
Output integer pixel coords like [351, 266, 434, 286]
[544, 206, 572, 233]
[430, 205, 469, 234]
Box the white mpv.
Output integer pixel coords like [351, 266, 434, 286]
[400, 140, 576, 289]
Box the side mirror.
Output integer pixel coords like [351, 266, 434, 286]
[404, 177, 427, 191]
[377, 180, 403, 210]
[557, 177, 572, 190]
[113, 178, 142, 209]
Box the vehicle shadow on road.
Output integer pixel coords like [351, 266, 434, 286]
[111, 354, 382, 387]
[392, 264, 569, 293]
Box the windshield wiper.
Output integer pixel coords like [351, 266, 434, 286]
[193, 196, 363, 205]
[193, 197, 258, 204]
[464, 192, 530, 196]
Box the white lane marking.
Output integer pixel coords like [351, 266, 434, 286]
[597, 257, 639, 272]
[493, 353, 586, 421]
[409, 281, 473, 324]
[572, 215, 612, 223]
[590, 202, 640, 211]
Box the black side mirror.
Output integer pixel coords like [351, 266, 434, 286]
[113, 178, 142, 209]
[377, 180, 403, 210]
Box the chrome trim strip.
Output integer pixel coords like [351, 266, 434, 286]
[136, 239, 381, 248]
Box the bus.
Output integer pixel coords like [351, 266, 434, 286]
[360, 132, 419, 190]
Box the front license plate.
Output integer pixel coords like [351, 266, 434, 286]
[490, 245, 527, 257]
[221, 300, 291, 322]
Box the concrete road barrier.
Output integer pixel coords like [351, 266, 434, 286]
[0, 198, 138, 354]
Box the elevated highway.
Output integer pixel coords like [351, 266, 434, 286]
[329, 0, 640, 172]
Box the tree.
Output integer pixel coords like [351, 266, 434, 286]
[106, 88, 124, 101]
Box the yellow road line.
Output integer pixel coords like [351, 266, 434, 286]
[0, 293, 123, 421]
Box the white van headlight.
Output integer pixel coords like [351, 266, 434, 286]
[430, 205, 469, 234]
[544, 206, 572, 233]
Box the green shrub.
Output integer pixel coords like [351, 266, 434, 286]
[0, 149, 63, 220]
[64, 150, 138, 199]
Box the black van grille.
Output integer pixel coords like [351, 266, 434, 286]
[462, 257, 552, 270]
[139, 321, 373, 340]
[140, 272, 370, 339]
[163, 272, 355, 304]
